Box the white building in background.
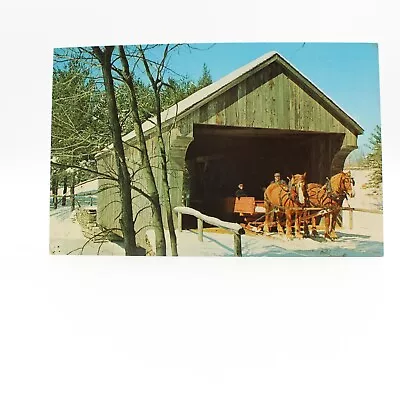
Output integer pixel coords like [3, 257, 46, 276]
[75, 178, 98, 194]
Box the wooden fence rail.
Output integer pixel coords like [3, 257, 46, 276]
[173, 206, 245, 257]
[297, 206, 382, 230]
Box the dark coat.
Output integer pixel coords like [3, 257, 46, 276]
[235, 189, 247, 198]
[270, 180, 287, 186]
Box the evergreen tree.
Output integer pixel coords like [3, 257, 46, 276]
[197, 63, 212, 88]
[363, 125, 382, 188]
[51, 59, 108, 181]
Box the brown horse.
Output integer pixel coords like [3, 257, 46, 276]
[305, 171, 355, 240]
[263, 173, 308, 239]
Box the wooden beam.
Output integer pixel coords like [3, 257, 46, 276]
[193, 123, 346, 138]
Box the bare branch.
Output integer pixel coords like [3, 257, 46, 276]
[51, 161, 117, 181]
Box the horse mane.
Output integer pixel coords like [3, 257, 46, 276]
[289, 173, 308, 203]
[330, 171, 351, 193]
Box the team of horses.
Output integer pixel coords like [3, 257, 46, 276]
[263, 171, 356, 240]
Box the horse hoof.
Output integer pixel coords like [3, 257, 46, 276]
[311, 230, 318, 237]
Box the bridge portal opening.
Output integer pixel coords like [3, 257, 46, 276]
[184, 124, 344, 221]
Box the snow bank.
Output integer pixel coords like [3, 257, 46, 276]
[146, 225, 383, 257]
[49, 206, 125, 256]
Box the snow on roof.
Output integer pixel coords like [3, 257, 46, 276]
[98, 50, 363, 155]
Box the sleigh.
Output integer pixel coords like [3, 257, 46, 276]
[223, 196, 333, 235]
[223, 196, 270, 233]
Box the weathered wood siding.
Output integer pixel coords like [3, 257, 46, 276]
[96, 129, 182, 245]
[177, 63, 357, 149]
[97, 153, 121, 234]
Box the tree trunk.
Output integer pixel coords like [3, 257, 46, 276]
[154, 94, 178, 256]
[137, 45, 178, 256]
[70, 173, 75, 211]
[62, 175, 68, 206]
[118, 46, 166, 256]
[51, 176, 58, 209]
[93, 46, 140, 256]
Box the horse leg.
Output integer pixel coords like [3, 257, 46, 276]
[263, 211, 269, 234]
[277, 211, 285, 235]
[285, 211, 294, 239]
[311, 215, 318, 237]
[295, 212, 303, 239]
[324, 214, 332, 240]
[263, 202, 271, 234]
[330, 210, 339, 239]
[303, 211, 310, 237]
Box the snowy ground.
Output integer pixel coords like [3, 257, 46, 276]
[49, 207, 125, 255]
[147, 216, 383, 257]
[148, 169, 383, 257]
[49, 169, 383, 257]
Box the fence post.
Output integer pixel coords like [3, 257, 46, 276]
[234, 233, 242, 257]
[349, 209, 353, 230]
[197, 218, 203, 242]
[178, 212, 182, 232]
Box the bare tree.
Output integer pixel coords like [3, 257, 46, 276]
[137, 44, 179, 256]
[115, 46, 168, 256]
[92, 46, 140, 256]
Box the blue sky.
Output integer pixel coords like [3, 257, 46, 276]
[152, 42, 381, 153]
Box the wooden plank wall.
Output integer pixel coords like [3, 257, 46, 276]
[178, 63, 357, 148]
[97, 126, 189, 246]
[96, 154, 122, 235]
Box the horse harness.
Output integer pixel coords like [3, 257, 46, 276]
[264, 183, 305, 211]
[309, 174, 354, 212]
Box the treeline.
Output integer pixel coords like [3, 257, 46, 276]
[362, 125, 382, 188]
[345, 125, 382, 188]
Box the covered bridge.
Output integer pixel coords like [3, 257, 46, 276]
[95, 51, 363, 242]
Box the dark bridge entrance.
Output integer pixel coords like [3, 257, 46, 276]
[184, 124, 344, 219]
